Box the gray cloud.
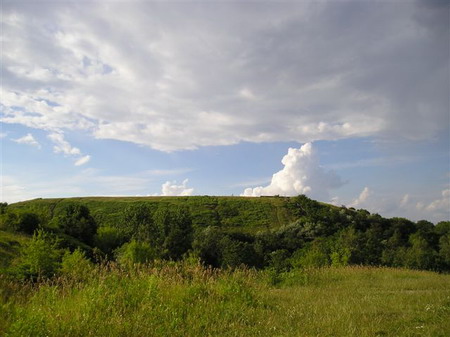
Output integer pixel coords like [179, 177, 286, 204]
[1, 0, 448, 151]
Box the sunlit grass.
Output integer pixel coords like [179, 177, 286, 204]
[1, 264, 449, 336]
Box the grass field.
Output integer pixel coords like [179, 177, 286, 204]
[1, 264, 449, 337]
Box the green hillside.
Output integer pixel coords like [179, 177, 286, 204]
[2, 195, 449, 273]
[0, 231, 29, 270]
[9, 196, 296, 232]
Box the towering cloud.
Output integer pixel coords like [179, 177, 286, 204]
[161, 179, 194, 196]
[242, 143, 342, 200]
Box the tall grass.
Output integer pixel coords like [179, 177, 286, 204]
[1, 264, 449, 336]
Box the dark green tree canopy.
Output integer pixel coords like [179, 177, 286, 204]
[57, 204, 98, 244]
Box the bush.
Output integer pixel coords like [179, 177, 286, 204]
[115, 240, 158, 266]
[291, 239, 330, 269]
[60, 249, 93, 280]
[16, 230, 63, 280]
[94, 226, 127, 256]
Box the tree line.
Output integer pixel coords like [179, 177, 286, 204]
[1, 195, 449, 280]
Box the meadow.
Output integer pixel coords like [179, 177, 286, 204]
[1, 263, 449, 337]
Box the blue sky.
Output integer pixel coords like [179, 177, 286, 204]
[1, 0, 449, 222]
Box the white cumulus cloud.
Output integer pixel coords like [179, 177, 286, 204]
[47, 132, 91, 166]
[161, 179, 194, 196]
[349, 187, 372, 208]
[48, 132, 81, 155]
[74, 155, 91, 166]
[12, 133, 41, 148]
[417, 188, 450, 217]
[241, 143, 343, 200]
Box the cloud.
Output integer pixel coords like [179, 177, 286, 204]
[12, 133, 41, 148]
[1, 1, 447, 151]
[340, 186, 449, 223]
[349, 187, 372, 208]
[242, 143, 343, 200]
[399, 194, 410, 208]
[417, 188, 450, 216]
[161, 179, 194, 196]
[47, 132, 91, 166]
[239, 87, 257, 100]
[74, 155, 90, 166]
[144, 168, 193, 176]
[48, 132, 80, 155]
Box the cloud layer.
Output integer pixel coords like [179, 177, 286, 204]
[1, 1, 448, 151]
[242, 143, 342, 200]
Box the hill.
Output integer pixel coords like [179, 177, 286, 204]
[8, 196, 296, 232]
[1, 194, 449, 273]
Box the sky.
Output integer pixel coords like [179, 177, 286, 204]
[1, 0, 449, 223]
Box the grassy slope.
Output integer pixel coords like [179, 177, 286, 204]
[1, 265, 449, 336]
[9, 196, 296, 232]
[0, 231, 29, 270]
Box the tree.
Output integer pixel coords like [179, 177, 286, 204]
[435, 221, 450, 236]
[193, 226, 224, 267]
[330, 227, 361, 266]
[163, 207, 193, 260]
[404, 233, 437, 270]
[219, 236, 259, 268]
[0, 202, 8, 214]
[360, 224, 384, 265]
[122, 204, 156, 242]
[3, 211, 40, 234]
[381, 230, 407, 267]
[57, 204, 97, 244]
[438, 233, 450, 271]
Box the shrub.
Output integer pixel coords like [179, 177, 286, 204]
[60, 249, 93, 280]
[16, 230, 62, 280]
[291, 239, 330, 269]
[115, 240, 157, 266]
[94, 226, 127, 256]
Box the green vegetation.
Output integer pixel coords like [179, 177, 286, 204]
[1, 195, 449, 335]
